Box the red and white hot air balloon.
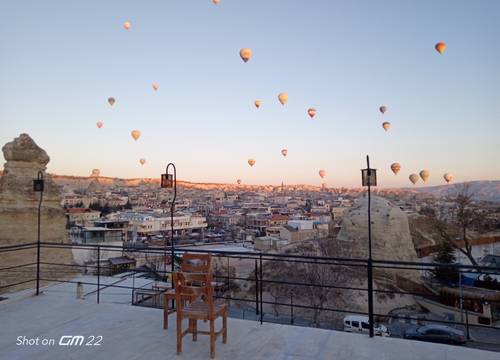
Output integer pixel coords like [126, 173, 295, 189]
[390, 163, 401, 175]
[123, 21, 131, 30]
[308, 108, 317, 118]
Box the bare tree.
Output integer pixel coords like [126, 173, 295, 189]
[433, 183, 480, 267]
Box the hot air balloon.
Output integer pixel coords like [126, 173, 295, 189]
[139, 158, 146, 166]
[131, 130, 141, 141]
[419, 170, 430, 182]
[379, 106, 387, 114]
[278, 92, 288, 106]
[96, 121, 103, 129]
[435, 42, 446, 54]
[123, 21, 131, 30]
[152, 83, 160, 91]
[308, 108, 317, 118]
[237, 179, 242, 185]
[108, 97, 116, 106]
[254, 100, 262, 109]
[319, 170, 326, 179]
[248, 159, 255, 167]
[281, 149, 288, 157]
[213, 0, 220, 4]
[443, 173, 453, 183]
[91, 169, 100, 177]
[239, 48, 252, 63]
[390, 163, 401, 175]
[409, 174, 419, 185]
[382, 122, 391, 131]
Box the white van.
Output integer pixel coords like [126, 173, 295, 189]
[343, 315, 390, 337]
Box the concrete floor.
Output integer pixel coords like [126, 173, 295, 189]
[1, 282, 499, 360]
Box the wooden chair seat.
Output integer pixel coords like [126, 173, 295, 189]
[183, 299, 227, 319]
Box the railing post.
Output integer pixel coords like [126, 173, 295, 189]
[290, 293, 294, 325]
[368, 259, 374, 337]
[255, 259, 259, 315]
[259, 254, 263, 324]
[97, 245, 100, 304]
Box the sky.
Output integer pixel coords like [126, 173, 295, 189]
[0, 0, 499, 188]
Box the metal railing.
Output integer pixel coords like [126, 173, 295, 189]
[1, 241, 500, 340]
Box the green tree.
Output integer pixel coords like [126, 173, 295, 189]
[432, 242, 459, 284]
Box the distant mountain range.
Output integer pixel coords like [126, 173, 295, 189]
[400, 180, 500, 203]
[1, 171, 499, 202]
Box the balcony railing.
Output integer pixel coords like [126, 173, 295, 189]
[1, 241, 500, 341]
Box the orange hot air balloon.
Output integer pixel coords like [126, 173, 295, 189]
[390, 163, 401, 175]
[419, 170, 430, 182]
[254, 100, 262, 109]
[278, 92, 288, 106]
[435, 42, 446, 54]
[91, 169, 100, 177]
[237, 179, 242, 185]
[318, 170, 326, 179]
[152, 83, 160, 91]
[248, 159, 256, 167]
[108, 97, 116, 106]
[379, 106, 387, 114]
[131, 130, 141, 141]
[123, 21, 131, 30]
[96, 121, 103, 129]
[443, 173, 453, 183]
[139, 158, 146, 166]
[308, 108, 317, 118]
[239, 48, 252, 63]
[281, 149, 288, 157]
[409, 174, 419, 185]
[382, 122, 391, 131]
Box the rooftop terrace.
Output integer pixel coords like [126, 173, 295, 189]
[1, 281, 498, 360]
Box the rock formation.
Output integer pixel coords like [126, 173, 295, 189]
[333, 195, 421, 317]
[0, 134, 74, 293]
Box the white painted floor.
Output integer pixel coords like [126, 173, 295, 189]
[0, 282, 499, 360]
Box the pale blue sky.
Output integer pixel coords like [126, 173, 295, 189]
[1, 0, 499, 187]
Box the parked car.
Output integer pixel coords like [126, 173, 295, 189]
[404, 325, 466, 345]
[343, 315, 390, 337]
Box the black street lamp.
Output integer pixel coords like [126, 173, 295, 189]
[33, 171, 44, 296]
[161, 163, 177, 282]
[361, 155, 377, 338]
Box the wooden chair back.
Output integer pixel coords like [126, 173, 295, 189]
[173, 272, 215, 316]
[180, 253, 212, 274]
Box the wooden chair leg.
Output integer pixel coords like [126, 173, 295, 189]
[163, 302, 168, 330]
[210, 319, 215, 359]
[176, 314, 182, 354]
[223, 311, 227, 344]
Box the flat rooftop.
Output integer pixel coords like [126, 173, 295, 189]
[1, 282, 498, 360]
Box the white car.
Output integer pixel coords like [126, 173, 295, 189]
[343, 315, 390, 337]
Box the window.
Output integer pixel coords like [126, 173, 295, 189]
[351, 321, 359, 328]
[361, 322, 370, 330]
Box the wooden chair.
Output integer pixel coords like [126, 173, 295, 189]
[163, 253, 212, 329]
[173, 272, 227, 359]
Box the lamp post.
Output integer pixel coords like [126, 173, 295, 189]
[33, 171, 45, 296]
[161, 163, 177, 282]
[361, 155, 377, 338]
